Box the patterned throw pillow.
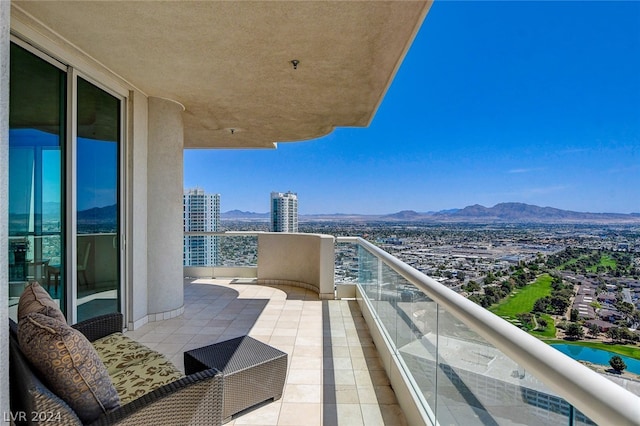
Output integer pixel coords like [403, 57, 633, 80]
[17, 281, 66, 323]
[18, 313, 120, 423]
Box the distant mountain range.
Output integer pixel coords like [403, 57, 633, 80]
[77, 204, 118, 222]
[222, 203, 640, 224]
[222, 209, 271, 220]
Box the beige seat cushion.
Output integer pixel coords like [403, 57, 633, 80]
[17, 281, 65, 323]
[18, 313, 120, 423]
[92, 332, 185, 404]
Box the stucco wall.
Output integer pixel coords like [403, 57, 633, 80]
[147, 97, 184, 315]
[257, 233, 335, 299]
[127, 90, 149, 329]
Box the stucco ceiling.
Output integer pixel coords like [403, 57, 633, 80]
[13, 1, 431, 149]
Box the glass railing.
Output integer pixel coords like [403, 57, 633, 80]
[183, 232, 258, 267]
[336, 237, 639, 426]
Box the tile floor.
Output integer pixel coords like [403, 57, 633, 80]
[124, 278, 407, 426]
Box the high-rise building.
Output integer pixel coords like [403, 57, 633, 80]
[270, 191, 298, 232]
[183, 188, 220, 266]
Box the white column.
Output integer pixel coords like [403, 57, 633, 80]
[126, 90, 149, 329]
[0, 0, 10, 415]
[146, 97, 185, 317]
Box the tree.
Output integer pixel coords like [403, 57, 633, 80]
[587, 323, 600, 337]
[464, 281, 480, 293]
[533, 297, 549, 313]
[617, 301, 634, 316]
[500, 280, 513, 294]
[565, 323, 584, 340]
[607, 327, 623, 343]
[537, 317, 548, 330]
[570, 308, 579, 322]
[609, 355, 626, 373]
[484, 271, 496, 284]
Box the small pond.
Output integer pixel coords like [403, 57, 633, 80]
[551, 344, 640, 375]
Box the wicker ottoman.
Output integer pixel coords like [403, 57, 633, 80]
[184, 336, 288, 423]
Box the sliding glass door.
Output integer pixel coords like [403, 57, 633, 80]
[76, 78, 121, 322]
[9, 43, 66, 315]
[8, 41, 123, 323]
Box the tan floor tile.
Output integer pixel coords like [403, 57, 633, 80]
[153, 342, 185, 356]
[248, 335, 271, 345]
[283, 384, 322, 403]
[293, 345, 323, 357]
[357, 386, 398, 405]
[294, 335, 322, 346]
[326, 328, 347, 338]
[161, 333, 195, 344]
[233, 401, 281, 425]
[322, 404, 364, 426]
[251, 327, 275, 336]
[286, 368, 322, 385]
[323, 385, 360, 404]
[169, 353, 185, 373]
[331, 357, 353, 370]
[324, 370, 356, 386]
[327, 336, 348, 347]
[289, 356, 322, 370]
[324, 345, 351, 358]
[257, 313, 280, 321]
[359, 404, 385, 426]
[337, 404, 364, 425]
[381, 404, 408, 426]
[274, 321, 299, 329]
[269, 335, 297, 347]
[147, 279, 402, 426]
[299, 327, 323, 337]
[135, 331, 172, 344]
[270, 327, 297, 337]
[355, 369, 390, 387]
[278, 403, 321, 426]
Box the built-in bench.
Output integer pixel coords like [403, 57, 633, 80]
[9, 311, 224, 426]
[9, 281, 288, 425]
[9, 282, 220, 425]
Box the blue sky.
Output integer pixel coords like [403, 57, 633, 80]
[184, 1, 640, 215]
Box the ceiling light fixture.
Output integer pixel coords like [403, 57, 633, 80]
[290, 59, 299, 70]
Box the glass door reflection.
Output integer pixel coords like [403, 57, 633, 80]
[8, 42, 66, 318]
[76, 77, 121, 322]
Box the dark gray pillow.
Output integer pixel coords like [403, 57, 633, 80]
[18, 313, 120, 422]
[17, 281, 66, 323]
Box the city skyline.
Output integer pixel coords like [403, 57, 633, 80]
[184, 1, 640, 215]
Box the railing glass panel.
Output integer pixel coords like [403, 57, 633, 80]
[335, 238, 610, 426]
[433, 307, 571, 425]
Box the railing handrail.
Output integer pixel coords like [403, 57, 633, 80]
[336, 236, 640, 426]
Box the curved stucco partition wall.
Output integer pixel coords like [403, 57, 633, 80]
[147, 97, 185, 317]
[257, 233, 335, 299]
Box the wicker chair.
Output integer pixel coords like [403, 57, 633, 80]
[9, 314, 224, 426]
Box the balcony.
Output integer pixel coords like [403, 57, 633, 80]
[126, 278, 405, 425]
[174, 232, 640, 425]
